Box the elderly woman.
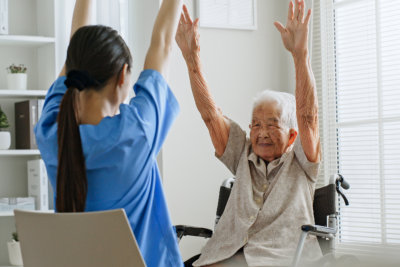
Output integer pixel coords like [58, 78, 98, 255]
[176, 1, 321, 266]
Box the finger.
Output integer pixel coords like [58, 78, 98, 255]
[179, 13, 186, 26]
[180, 10, 187, 24]
[299, 1, 305, 22]
[194, 18, 200, 30]
[294, 0, 300, 21]
[304, 9, 312, 25]
[287, 1, 294, 21]
[183, 4, 193, 24]
[274, 21, 286, 34]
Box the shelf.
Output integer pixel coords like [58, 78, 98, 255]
[0, 35, 55, 47]
[0, 150, 40, 157]
[0, 90, 47, 98]
[0, 210, 54, 217]
[0, 211, 14, 217]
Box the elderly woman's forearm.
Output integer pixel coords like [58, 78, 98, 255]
[294, 54, 320, 162]
[294, 55, 318, 128]
[186, 55, 220, 121]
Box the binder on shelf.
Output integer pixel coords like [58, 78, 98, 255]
[15, 100, 38, 149]
[0, 197, 35, 212]
[38, 99, 44, 120]
[27, 159, 49, 211]
[0, 0, 8, 35]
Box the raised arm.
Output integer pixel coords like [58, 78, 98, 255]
[176, 5, 230, 157]
[144, 0, 183, 75]
[274, 0, 320, 162]
[59, 0, 94, 77]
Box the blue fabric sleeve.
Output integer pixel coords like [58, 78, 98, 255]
[40, 76, 68, 126]
[129, 69, 180, 155]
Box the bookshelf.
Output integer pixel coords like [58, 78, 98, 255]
[0, 0, 62, 265]
[0, 210, 54, 218]
[0, 35, 55, 47]
[0, 212, 13, 217]
[0, 90, 47, 98]
[0, 150, 41, 157]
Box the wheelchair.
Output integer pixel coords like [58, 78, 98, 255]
[175, 174, 355, 267]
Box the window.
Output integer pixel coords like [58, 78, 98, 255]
[316, 0, 400, 251]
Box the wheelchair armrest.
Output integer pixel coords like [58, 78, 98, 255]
[301, 224, 337, 235]
[175, 225, 213, 240]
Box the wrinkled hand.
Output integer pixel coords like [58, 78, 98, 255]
[175, 4, 200, 60]
[274, 0, 311, 58]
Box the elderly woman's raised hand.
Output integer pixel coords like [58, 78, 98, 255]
[274, 0, 311, 59]
[175, 5, 200, 61]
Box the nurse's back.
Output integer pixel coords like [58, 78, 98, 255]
[34, 0, 184, 266]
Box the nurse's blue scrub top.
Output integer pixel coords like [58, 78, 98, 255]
[34, 69, 183, 267]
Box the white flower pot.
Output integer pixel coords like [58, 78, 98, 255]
[7, 73, 27, 90]
[7, 240, 23, 266]
[0, 131, 11, 149]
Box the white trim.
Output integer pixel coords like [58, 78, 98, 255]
[375, 0, 386, 245]
[196, 0, 257, 31]
[320, 0, 337, 187]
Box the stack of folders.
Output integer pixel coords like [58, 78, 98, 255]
[15, 99, 45, 149]
[0, 197, 35, 212]
[27, 159, 49, 211]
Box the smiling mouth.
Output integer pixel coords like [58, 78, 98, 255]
[258, 143, 273, 147]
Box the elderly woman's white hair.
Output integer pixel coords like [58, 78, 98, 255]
[252, 90, 298, 131]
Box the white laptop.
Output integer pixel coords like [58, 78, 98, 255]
[14, 209, 146, 267]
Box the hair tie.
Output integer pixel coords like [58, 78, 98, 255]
[64, 70, 100, 91]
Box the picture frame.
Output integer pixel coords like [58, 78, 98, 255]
[196, 0, 257, 31]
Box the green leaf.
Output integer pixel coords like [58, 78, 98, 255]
[0, 106, 10, 129]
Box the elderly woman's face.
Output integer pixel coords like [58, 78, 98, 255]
[249, 103, 296, 162]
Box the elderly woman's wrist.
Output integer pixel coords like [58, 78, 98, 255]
[185, 53, 200, 68]
[292, 50, 309, 62]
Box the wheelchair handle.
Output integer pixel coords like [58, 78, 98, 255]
[335, 174, 350, 206]
[337, 174, 350, 190]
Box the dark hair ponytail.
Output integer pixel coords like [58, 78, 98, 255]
[57, 26, 132, 212]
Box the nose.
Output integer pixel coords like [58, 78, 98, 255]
[258, 126, 270, 138]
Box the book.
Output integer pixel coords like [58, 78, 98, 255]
[0, 0, 8, 35]
[27, 159, 49, 210]
[15, 100, 38, 149]
[38, 99, 45, 120]
[0, 197, 35, 212]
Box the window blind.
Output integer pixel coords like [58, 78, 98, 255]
[317, 0, 400, 251]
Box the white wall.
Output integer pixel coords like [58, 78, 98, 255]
[162, 0, 293, 260]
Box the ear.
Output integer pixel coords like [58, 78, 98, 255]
[117, 64, 129, 87]
[288, 129, 298, 146]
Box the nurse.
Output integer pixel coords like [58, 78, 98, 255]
[34, 0, 184, 266]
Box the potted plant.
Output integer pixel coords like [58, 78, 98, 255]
[0, 105, 11, 149]
[6, 64, 28, 90]
[7, 232, 23, 266]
